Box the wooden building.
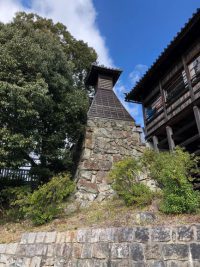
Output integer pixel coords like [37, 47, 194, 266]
[126, 9, 200, 154]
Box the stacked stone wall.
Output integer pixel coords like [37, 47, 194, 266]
[76, 118, 156, 206]
[1, 225, 200, 266]
[75, 117, 149, 203]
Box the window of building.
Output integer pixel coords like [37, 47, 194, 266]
[188, 54, 200, 83]
[145, 94, 163, 121]
[164, 70, 187, 103]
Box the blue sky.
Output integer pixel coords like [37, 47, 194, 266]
[0, 0, 199, 126]
[93, 0, 200, 126]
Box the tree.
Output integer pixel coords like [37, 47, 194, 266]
[0, 12, 97, 181]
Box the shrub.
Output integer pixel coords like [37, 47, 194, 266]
[1, 173, 75, 225]
[144, 147, 200, 214]
[21, 173, 75, 225]
[109, 158, 154, 207]
[0, 186, 31, 220]
[109, 147, 200, 214]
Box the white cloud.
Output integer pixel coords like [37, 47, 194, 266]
[114, 81, 139, 120]
[0, 0, 113, 66]
[0, 0, 26, 22]
[129, 64, 148, 86]
[114, 64, 148, 126]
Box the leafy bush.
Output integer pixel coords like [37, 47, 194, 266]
[21, 173, 75, 225]
[143, 147, 200, 214]
[109, 147, 200, 214]
[109, 158, 154, 207]
[0, 173, 75, 225]
[0, 186, 31, 220]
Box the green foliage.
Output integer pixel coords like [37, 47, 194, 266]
[109, 158, 154, 207]
[0, 12, 97, 180]
[21, 173, 75, 225]
[0, 173, 75, 225]
[109, 147, 200, 214]
[143, 147, 200, 214]
[0, 186, 31, 220]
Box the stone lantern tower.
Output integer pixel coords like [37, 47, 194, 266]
[75, 65, 144, 204]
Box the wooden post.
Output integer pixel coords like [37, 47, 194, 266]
[152, 135, 159, 152]
[166, 126, 175, 151]
[142, 104, 147, 136]
[193, 105, 200, 136]
[159, 81, 168, 121]
[182, 56, 195, 101]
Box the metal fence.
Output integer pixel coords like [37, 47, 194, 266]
[0, 168, 38, 186]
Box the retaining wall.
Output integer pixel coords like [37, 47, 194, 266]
[1, 225, 200, 266]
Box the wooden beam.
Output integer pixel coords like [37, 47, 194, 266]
[152, 136, 159, 152]
[179, 133, 199, 147]
[193, 105, 200, 136]
[166, 126, 175, 151]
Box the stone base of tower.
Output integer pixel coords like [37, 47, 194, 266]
[75, 117, 146, 205]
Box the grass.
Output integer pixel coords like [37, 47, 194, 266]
[0, 197, 200, 244]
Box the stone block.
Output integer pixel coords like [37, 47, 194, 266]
[97, 183, 111, 192]
[110, 243, 129, 259]
[128, 263, 146, 267]
[162, 244, 189, 260]
[35, 232, 46, 243]
[20, 233, 29, 244]
[193, 261, 200, 267]
[77, 229, 91, 243]
[117, 228, 134, 242]
[82, 149, 91, 160]
[190, 243, 200, 260]
[177, 226, 194, 241]
[165, 261, 190, 267]
[46, 244, 55, 257]
[0, 244, 7, 254]
[147, 260, 165, 267]
[0, 254, 9, 264]
[98, 228, 118, 242]
[42, 257, 55, 266]
[5, 243, 18, 255]
[45, 231, 57, 243]
[16, 244, 26, 256]
[79, 170, 92, 181]
[24, 244, 37, 257]
[72, 243, 82, 259]
[28, 232, 37, 244]
[90, 229, 101, 243]
[77, 259, 94, 267]
[96, 171, 107, 183]
[135, 227, 150, 242]
[30, 256, 42, 267]
[81, 243, 92, 259]
[195, 225, 200, 241]
[93, 260, 109, 267]
[129, 243, 144, 261]
[11, 257, 32, 267]
[55, 243, 72, 258]
[110, 259, 130, 267]
[65, 231, 77, 243]
[145, 244, 161, 260]
[35, 243, 47, 256]
[56, 232, 66, 243]
[85, 137, 94, 149]
[92, 243, 110, 259]
[78, 180, 98, 194]
[151, 227, 171, 242]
